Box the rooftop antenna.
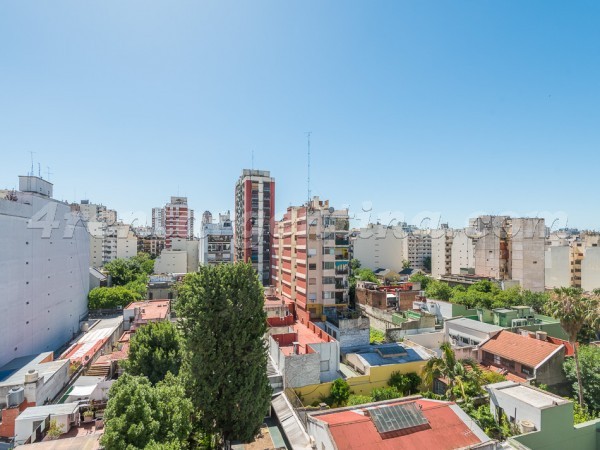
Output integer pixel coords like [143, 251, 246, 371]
[46, 166, 53, 182]
[305, 131, 311, 204]
[251, 149, 254, 172]
[38, 163, 41, 178]
[29, 151, 36, 176]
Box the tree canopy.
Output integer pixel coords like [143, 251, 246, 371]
[175, 263, 271, 444]
[564, 345, 600, 414]
[101, 373, 193, 450]
[546, 287, 600, 406]
[88, 286, 141, 309]
[123, 321, 183, 384]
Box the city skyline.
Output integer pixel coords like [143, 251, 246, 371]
[2, 2, 600, 230]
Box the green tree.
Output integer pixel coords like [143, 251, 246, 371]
[347, 395, 373, 406]
[423, 343, 483, 401]
[330, 379, 351, 406]
[545, 287, 599, 407]
[563, 345, 600, 413]
[425, 280, 453, 302]
[573, 399, 598, 424]
[101, 373, 192, 450]
[349, 258, 361, 271]
[176, 263, 271, 444]
[123, 321, 183, 384]
[388, 371, 421, 395]
[371, 386, 401, 402]
[370, 328, 385, 344]
[409, 273, 430, 290]
[88, 286, 141, 309]
[402, 260, 411, 269]
[354, 268, 379, 284]
[423, 256, 432, 272]
[46, 419, 64, 439]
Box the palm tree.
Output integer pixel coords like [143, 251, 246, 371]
[423, 342, 483, 401]
[545, 287, 599, 407]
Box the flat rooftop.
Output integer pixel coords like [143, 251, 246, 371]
[274, 322, 331, 356]
[346, 343, 429, 367]
[446, 317, 503, 334]
[488, 381, 570, 409]
[0, 353, 68, 388]
[124, 300, 170, 321]
[16, 402, 79, 420]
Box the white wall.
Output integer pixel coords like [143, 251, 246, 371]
[307, 416, 336, 450]
[0, 193, 89, 367]
[451, 230, 475, 274]
[352, 224, 405, 272]
[545, 246, 571, 289]
[581, 247, 600, 292]
[154, 250, 188, 274]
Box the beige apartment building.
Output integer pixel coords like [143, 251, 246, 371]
[89, 221, 138, 268]
[431, 226, 476, 279]
[545, 232, 600, 291]
[352, 224, 431, 272]
[272, 197, 350, 324]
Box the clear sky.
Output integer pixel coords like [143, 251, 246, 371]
[1, 1, 599, 233]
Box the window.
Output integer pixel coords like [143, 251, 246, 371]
[309, 278, 317, 285]
[322, 261, 334, 270]
[323, 291, 334, 299]
[323, 247, 334, 255]
[320, 360, 330, 372]
[494, 354, 501, 365]
[309, 263, 317, 270]
[322, 277, 335, 285]
[521, 365, 533, 376]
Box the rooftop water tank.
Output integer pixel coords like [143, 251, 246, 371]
[7, 386, 25, 407]
[24, 369, 39, 384]
[519, 420, 536, 434]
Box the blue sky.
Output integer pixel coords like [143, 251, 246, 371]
[1, 1, 599, 233]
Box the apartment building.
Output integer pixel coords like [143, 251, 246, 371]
[431, 226, 476, 279]
[234, 169, 275, 285]
[0, 176, 90, 367]
[199, 210, 233, 265]
[137, 234, 165, 258]
[164, 196, 194, 248]
[73, 200, 117, 224]
[545, 232, 600, 291]
[151, 207, 166, 236]
[272, 197, 350, 324]
[88, 221, 138, 268]
[352, 223, 432, 272]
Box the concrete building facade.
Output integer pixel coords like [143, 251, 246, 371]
[164, 196, 194, 248]
[0, 176, 90, 367]
[200, 210, 233, 265]
[234, 169, 275, 285]
[272, 197, 350, 324]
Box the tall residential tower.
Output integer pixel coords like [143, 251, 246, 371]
[234, 169, 275, 285]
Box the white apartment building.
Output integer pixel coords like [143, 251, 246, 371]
[88, 221, 138, 268]
[352, 223, 431, 272]
[0, 176, 90, 367]
[75, 200, 117, 224]
[200, 211, 233, 265]
[151, 207, 166, 236]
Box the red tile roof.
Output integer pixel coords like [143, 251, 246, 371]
[313, 399, 486, 450]
[480, 330, 564, 368]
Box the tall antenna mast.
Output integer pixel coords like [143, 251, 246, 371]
[306, 131, 311, 204]
[46, 166, 53, 181]
[29, 151, 36, 176]
[251, 149, 254, 171]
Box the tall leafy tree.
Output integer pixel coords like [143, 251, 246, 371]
[123, 321, 183, 384]
[176, 263, 271, 444]
[101, 373, 193, 449]
[563, 345, 600, 413]
[423, 342, 482, 401]
[545, 287, 599, 407]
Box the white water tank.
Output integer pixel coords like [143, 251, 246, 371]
[519, 420, 536, 433]
[81, 321, 90, 332]
[536, 331, 547, 341]
[24, 369, 39, 384]
[7, 387, 25, 407]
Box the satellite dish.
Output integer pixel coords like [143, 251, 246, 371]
[328, 207, 334, 213]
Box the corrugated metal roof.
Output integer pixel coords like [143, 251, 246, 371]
[271, 394, 312, 450]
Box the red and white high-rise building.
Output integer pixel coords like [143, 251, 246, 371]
[272, 197, 350, 324]
[234, 169, 275, 285]
[165, 196, 194, 248]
